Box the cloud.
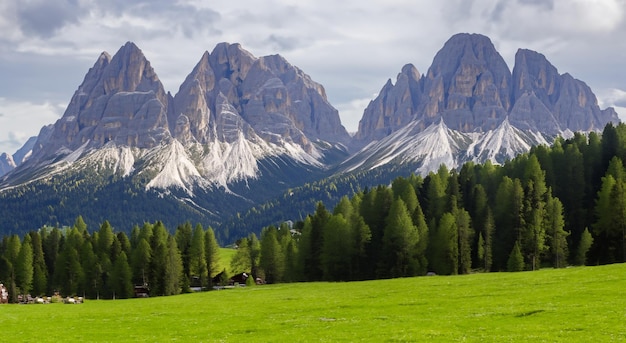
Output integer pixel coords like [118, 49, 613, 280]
[16, 0, 87, 38]
[335, 97, 375, 133]
[0, 98, 64, 153]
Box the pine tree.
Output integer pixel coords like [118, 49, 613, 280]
[411, 199, 429, 275]
[247, 233, 261, 279]
[321, 214, 353, 280]
[29, 231, 47, 296]
[189, 225, 207, 287]
[110, 251, 133, 299]
[131, 238, 151, 287]
[15, 234, 34, 295]
[378, 199, 419, 278]
[163, 236, 183, 296]
[204, 227, 221, 285]
[545, 193, 569, 268]
[260, 227, 284, 284]
[432, 212, 458, 275]
[455, 208, 473, 274]
[174, 222, 193, 282]
[522, 156, 548, 270]
[507, 241, 525, 272]
[575, 228, 594, 265]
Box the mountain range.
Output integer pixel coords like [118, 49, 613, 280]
[0, 33, 618, 240]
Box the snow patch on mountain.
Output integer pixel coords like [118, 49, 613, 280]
[467, 118, 548, 163]
[143, 140, 206, 196]
[341, 118, 560, 176]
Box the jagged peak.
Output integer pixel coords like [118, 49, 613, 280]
[399, 63, 420, 82]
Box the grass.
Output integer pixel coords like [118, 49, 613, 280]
[218, 247, 237, 274]
[2, 264, 626, 342]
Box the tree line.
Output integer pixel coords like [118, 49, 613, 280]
[229, 123, 626, 282]
[0, 219, 221, 302]
[3, 123, 626, 297]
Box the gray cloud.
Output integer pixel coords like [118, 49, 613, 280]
[518, 0, 554, 10]
[265, 34, 305, 52]
[16, 0, 86, 38]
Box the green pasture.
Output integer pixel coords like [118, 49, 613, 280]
[218, 247, 236, 273]
[2, 264, 625, 342]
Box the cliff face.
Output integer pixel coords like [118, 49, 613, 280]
[172, 44, 351, 151]
[32, 42, 171, 164]
[18, 41, 350, 175]
[355, 33, 619, 147]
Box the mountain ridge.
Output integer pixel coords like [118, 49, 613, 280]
[0, 33, 620, 239]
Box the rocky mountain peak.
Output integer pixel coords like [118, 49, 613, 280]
[355, 63, 423, 144]
[26, 42, 171, 167]
[0, 153, 16, 177]
[209, 42, 256, 83]
[173, 43, 350, 149]
[510, 48, 619, 133]
[419, 33, 511, 131]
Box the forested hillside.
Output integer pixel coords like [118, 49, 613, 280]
[3, 123, 626, 299]
[229, 123, 626, 282]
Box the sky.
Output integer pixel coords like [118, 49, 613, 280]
[1, 0, 626, 155]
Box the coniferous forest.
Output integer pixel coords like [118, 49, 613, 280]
[3, 123, 626, 300]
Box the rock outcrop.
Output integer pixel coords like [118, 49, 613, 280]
[355, 33, 618, 148]
[29, 42, 170, 166]
[172, 44, 351, 151]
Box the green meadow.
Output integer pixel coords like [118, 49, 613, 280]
[2, 264, 625, 342]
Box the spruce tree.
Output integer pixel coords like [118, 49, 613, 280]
[260, 227, 284, 284]
[163, 236, 183, 296]
[545, 193, 569, 268]
[507, 241, 525, 272]
[321, 214, 353, 280]
[15, 234, 34, 295]
[190, 225, 207, 287]
[111, 251, 133, 299]
[575, 228, 594, 265]
[204, 227, 221, 285]
[29, 231, 47, 296]
[378, 199, 419, 278]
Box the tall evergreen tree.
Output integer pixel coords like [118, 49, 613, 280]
[190, 225, 207, 287]
[15, 234, 34, 295]
[545, 193, 569, 268]
[575, 228, 594, 265]
[522, 156, 548, 270]
[163, 236, 183, 296]
[29, 231, 47, 296]
[432, 212, 458, 275]
[174, 222, 193, 282]
[110, 251, 133, 299]
[131, 238, 152, 287]
[378, 199, 420, 278]
[507, 241, 525, 272]
[204, 227, 221, 285]
[260, 227, 284, 284]
[411, 198, 429, 275]
[455, 208, 473, 274]
[321, 215, 353, 281]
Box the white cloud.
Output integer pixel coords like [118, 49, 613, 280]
[597, 88, 626, 121]
[0, 98, 64, 153]
[336, 97, 376, 133]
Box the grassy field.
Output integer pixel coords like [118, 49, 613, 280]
[2, 264, 625, 342]
[218, 247, 237, 273]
